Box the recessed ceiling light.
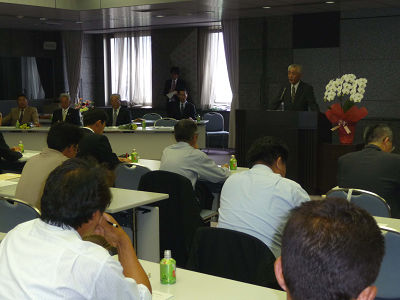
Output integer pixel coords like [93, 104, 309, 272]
[262, 6, 271, 9]
[40, 17, 46, 21]
[75, 21, 83, 24]
[325, 1, 335, 3]
[16, 15, 24, 19]
[155, 15, 164, 18]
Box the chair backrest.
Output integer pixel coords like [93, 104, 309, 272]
[143, 113, 162, 120]
[114, 164, 151, 190]
[138, 170, 204, 267]
[203, 112, 224, 132]
[375, 229, 400, 299]
[154, 118, 178, 127]
[186, 227, 280, 289]
[0, 197, 40, 233]
[326, 188, 391, 217]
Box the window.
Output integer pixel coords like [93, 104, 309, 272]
[108, 32, 152, 106]
[200, 30, 232, 109]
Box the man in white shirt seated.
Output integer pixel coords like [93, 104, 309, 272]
[160, 119, 229, 206]
[217, 136, 310, 258]
[274, 197, 384, 300]
[0, 159, 152, 300]
[15, 122, 83, 209]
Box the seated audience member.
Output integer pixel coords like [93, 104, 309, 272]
[15, 122, 82, 209]
[0, 159, 151, 299]
[168, 89, 196, 120]
[1, 94, 39, 126]
[0, 132, 22, 162]
[51, 93, 81, 125]
[160, 119, 229, 188]
[217, 136, 309, 258]
[106, 94, 132, 126]
[338, 124, 400, 218]
[78, 109, 128, 169]
[275, 197, 384, 300]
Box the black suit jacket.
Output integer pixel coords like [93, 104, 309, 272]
[168, 101, 197, 120]
[51, 108, 81, 126]
[337, 144, 400, 218]
[0, 132, 22, 161]
[106, 107, 132, 126]
[77, 128, 120, 170]
[270, 81, 319, 112]
[164, 78, 186, 100]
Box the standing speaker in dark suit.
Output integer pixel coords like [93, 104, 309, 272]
[164, 67, 187, 115]
[337, 124, 400, 218]
[168, 90, 197, 120]
[270, 64, 319, 112]
[106, 94, 132, 126]
[52, 93, 81, 126]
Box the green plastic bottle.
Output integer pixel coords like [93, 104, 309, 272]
[15, 120, 20, 128]
[160, 250, 176, 284]
[230, 155, 237, 170]
[18, 140, 24, 153]
[131, 149, 138, 163]
[142, 120, 146, 130]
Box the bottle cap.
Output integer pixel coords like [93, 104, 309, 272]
[231, 155, 235, 158]
[164, 249, 171, 259]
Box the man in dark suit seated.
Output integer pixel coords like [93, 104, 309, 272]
[0, 132, 22, 162]
[168, 90, 196, 120]
[269, 64, 319, 111]
[106, 94, 132, 126]
[337, 124, 400, 218]
[51, 93, 81, 126]
[78, 109, 129, 170]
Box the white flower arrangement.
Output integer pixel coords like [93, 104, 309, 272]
[324, 74, 367, 103]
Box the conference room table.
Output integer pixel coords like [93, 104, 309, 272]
[0, 176, 168, 262]
[0, 121, 208, 160]
[132, 259, 287, 300]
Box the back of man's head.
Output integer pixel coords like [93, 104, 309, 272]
[82, 109, 108, 127]
[47, 122, 83, 152]
[174, 119, 197, 143]
[247, 136, 289, 168]
[40, 158, 111, 229]
[363, 124, 393, 144]
[279, 197, 384, 300]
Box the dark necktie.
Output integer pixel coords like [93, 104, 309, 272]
[291, 85, 296, 102]
[171, 80, 176, 91]
[113, 110, 118, 126]
[180, 103, 184, 114]
[19, 109, 24, 123]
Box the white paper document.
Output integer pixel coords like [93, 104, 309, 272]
[152, 290, 174, 300]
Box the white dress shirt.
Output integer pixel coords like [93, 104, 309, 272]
[217, 164, 310, 257]
[0, 219, 151, 300]
[160, 141, 230, 188]
[62, 107, 70, 121]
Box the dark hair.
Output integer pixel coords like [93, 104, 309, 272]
[281, 197, 384, 300]
[170, 66, 180, 75]
[82, 109, 108, 126]
[17, 93, 27, 100]
[246, 136, 289, 168]
[47, 122, 83, 152]
[363, 123, 393, 144]
[40, 158, 111, 229]
[174, 119, 197, 143]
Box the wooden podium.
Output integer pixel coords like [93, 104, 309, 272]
[235, 110, 331, 194]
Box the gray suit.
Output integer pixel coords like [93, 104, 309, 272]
[337, 144, 400, 218]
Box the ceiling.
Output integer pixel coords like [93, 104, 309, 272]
[0, 0, 400, 32]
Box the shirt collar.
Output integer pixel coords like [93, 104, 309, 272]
[251, 163, 276, 174]
[83, 127, 95, 133]
[292, 81, 300, 90]
[365, 144, 382, 151]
